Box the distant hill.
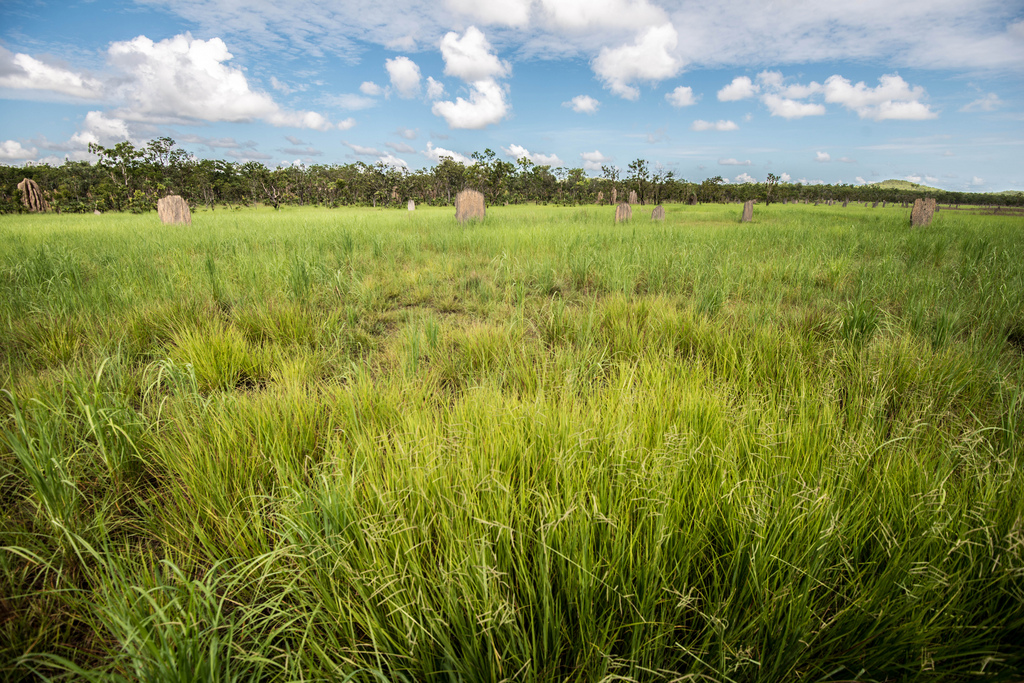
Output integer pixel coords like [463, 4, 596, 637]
[868, 179, 943, 193]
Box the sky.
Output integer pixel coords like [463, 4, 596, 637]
[1, 0, 1022, 191]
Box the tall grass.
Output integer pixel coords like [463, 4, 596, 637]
[1, 203, 1022, 681]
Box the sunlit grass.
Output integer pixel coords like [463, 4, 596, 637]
[1, 203, 1022, 680]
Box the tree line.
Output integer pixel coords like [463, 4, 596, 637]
[1, 137, 1019, 214]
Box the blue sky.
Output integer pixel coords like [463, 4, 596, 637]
[2, 0, 1022, 191]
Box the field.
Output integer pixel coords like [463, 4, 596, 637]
[1, 203, 1023, 681]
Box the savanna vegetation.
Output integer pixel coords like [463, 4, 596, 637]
[2, 137, 1022, 215]
[1, 202, 1022, 681]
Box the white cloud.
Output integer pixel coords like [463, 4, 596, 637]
[905, 174, 922, 183]
[838, 156, 855, 163]
[326, 93, 378, 110]
[718, 76, 758, 101]
[564, 94, 600, 114]
[270, 76, 297, 94]
[386, 56, 422, 98]
[396, 127, 418, 140]
[925, 175, 939, 183]
[815, 151, 831, 162]
[440, 26, 510, 82]
[761, 93, 826, 119]
[0, 140, 38, 160]
[281, 145, 323, 156]
[69, 111, 131, 148]
[386, 141, 416, 154]
[797, 178, 824, 185]
[502, 143, 563, 167]
[337, 117, 357, 131]
[779, 82, 823, 99]
[431, 78, 509, 129]
[855, 176, 867, 184]
[134, 0, 1024, 73]
[106, 34, 333, 129]
[537, 0, 667, 32]
[266, 110, 333, 130]
[823, 74, 936, 121]
[960, 93, 1002, 112]
[426, 77, 445, 99]
[970, 176, 985, 186]
[719, 158, 750, 166]
[593, 23, 682, 100]
[778, 172, 791, 182]
[423, 141, 474, 165]
[378, 153, 409, 169]
[692, 119, 738, 131]
[0, 47, 103, 99]
[734, 172, 756, 183]
[344, 141, 382, 156]
[360, 81, 384, 96]
[580, 150, 610, 172]
[446, 0, 532, 26]
[665, 86, 696, 107]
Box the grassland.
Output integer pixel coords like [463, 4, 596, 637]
[1, 202, 1022, 681]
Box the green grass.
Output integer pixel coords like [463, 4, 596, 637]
[1, 203, 1022, 681]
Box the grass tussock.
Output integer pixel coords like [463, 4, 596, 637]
[1, 203, 1022, 681]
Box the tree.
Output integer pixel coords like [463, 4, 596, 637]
[627, 158, 650, 204]
[763, 173, 779, 206]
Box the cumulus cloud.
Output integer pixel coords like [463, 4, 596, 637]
[823, 74, 936, 121]
[838, 156, 855, 163]
[502, 143, 563, 167]
[0, 140, 38, 160]
[69, 111, 131, 148]
[734, 172, 756, 183]
[959, 93, 1002, 112]
[386, 141, 416, 153]
[717, 76, 758, 101]
[779, 172, 791, 182]
[855, 176, 867, 184]
[106, 34, 333, 129]
[564, 94, 600, 113]
[445, 0, 532, 27]
[423, 141, 474, 165]
[433, 27, 511, 129]
[337, 117, 357, 130]
[665, 86, 696, 107]
[396, 127, 418, 140]
[970, 176, 985, 186]
[815, 151, 831, 162]
[580, 150, 610, 172]
[0, 47, 103, 99]
[761, 93, 825, 119]
[386, 56, 422, 98]
[692, 119, 738, 131]
[360, 81, 384, 96]
[440, 26, 510, 81]
[592, 23, 682, 100]
[426, 77, 445, 99]
[719, 158, 750, 166]
[431, 79, 509, 129]
[378, 153, 409, 169]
